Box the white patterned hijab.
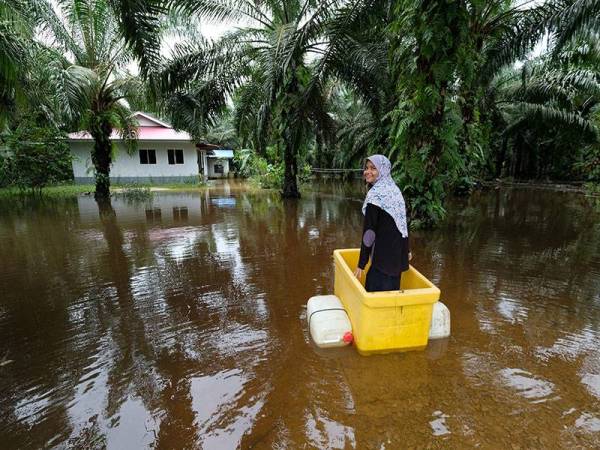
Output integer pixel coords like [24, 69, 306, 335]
[362, 154, 408, 237]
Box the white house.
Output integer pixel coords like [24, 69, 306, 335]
[68, 112, 234, 183]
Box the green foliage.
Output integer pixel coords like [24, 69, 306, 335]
[0, 154, 11, 188]
[233, 148, 253, 178]
[298, 162, 312, 183]
[329, 87, 379, 170]
[486, 42, 600, 181]
[234, 148, 283, 189]
[575, 144, 600, 181]
[80, 0, 600, 220]
[389, 0, 469, 227]
[386, 0, 598, 225]
[0, 0, 53, 125]
[114, 186, 153, 202]
[0, 120, 72, 192]
[250, 157, 284, 190]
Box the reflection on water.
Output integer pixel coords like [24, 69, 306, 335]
[429, 410, 450, 436]
[499, 368, 555, 402]
[1, 182, 600, 448]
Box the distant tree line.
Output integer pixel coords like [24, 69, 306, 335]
[2, 0, 600, 225]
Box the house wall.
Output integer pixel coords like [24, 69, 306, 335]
[207, 158, 230, 178]
[70, 141, 201, 183]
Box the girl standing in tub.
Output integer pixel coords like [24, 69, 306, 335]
[353, 155, 410, 292]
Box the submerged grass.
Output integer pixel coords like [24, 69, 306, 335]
[0, 184, 95, 199]
[113, 186, 153, 202]
[0, 181, 210, 199]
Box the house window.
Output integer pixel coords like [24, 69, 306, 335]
[173, 206, 188, 221]
[145, 208, 161, 222]
[214, 164, 224, 174]
[168, 149, 184, 165]
[139, 149, 156, 164]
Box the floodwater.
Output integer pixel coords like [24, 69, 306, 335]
[1, 180, 600, 449]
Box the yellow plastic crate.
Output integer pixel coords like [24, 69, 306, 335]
[333, 249, 440, 355]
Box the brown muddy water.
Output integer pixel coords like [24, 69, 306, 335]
[1, 180, 600, 449]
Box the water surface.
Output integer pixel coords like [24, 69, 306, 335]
[1, 181, 600, 448]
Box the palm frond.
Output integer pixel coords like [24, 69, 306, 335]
[174, 0, 273, 29]
[111, 103, 138, 152]
[481, 1, 561, 83]
[550, 0, 600, 54]
[106, 0, 164, 75]
[504, 101, 597, 136]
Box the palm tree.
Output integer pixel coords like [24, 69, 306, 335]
[458, 1, 555, 134]
[458, 1, 600, 180]
[0, 0, 58, 126]
[325, 85, 378, 170]
[0, 0, 30, 124]
[489, 38, 600, 179]
[156, 0, 345, 198]
[461, 0, 600, 180]
[39, 0, 140, 198]
[104, 0, 165, 75]
[310, 0, 396, 170]
[546, 0, 600, 54]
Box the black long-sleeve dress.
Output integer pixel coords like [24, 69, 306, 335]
[358, 203, 409, 291]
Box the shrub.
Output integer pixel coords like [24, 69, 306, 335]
[233, 148, 253, 177]
[114, 186, 153, 202]
[233, 149, 284, 189]
[2, 121, 72, 193]
[0, 153, 11, 188]
[250, 156, 284, 189]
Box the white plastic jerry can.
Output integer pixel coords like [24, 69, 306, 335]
[429, 301, 451, 340]
[307, 295, 353, 348]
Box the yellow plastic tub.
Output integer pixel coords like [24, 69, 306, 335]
[333, 249, 440, 355]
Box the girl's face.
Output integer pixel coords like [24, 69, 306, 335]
[364, 160, 379, 184]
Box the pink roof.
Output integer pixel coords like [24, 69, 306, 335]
[68, 127, 192, 141]
[68, 112, 193, 142]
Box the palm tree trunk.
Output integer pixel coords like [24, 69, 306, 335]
[315, 130, 324, 167]
[282, 137, 300, 198]
[496, 135, 508, 177]
[90, 119, 113, 199]
[279, 70, 301, 199]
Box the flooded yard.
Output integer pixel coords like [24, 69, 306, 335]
[1, 181, 600, 448]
